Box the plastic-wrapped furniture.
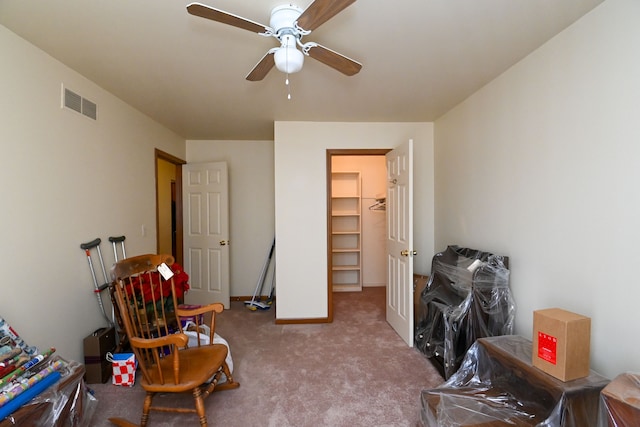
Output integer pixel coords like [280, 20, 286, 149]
[420, 335, 610, 427]
[599, 372, 640, 426]
[0, 356, 96, 426]
[415, 245, 514, 378]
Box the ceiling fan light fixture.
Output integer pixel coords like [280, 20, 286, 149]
[274, 36, 304, 74]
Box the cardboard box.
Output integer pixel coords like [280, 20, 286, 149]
[532, 308, 591, 381]
[84, 358, 112, 384]
[83, 326, 116, 383]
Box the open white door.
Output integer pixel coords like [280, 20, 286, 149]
[386, 139, 414, 346]
[182, 161, 230, 308]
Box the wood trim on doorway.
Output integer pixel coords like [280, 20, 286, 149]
[326, 148, 390, 323]
[155, 149, 186, 265]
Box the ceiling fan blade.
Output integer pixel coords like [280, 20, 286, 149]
[246, 50, 276, 81]
[187, 2, 269, 34]
[297, 0, 356, 31]
[307, 44, 362, 76]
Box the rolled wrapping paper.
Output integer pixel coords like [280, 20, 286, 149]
[21, 348, 55, 371]
[0, 359, 25, 380]
[0, 367, 12, 379]
[0, 359, 64, 407]
[0, 371, 61, 420]
[0, 348, 55, 388]
[0, 348, 23, 364]
[0, 356, 30, 386]
[2, 354, 25, 368]
[0, 355, 23, 378]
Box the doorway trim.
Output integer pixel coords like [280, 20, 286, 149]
[155, 149, 186, 265]
[326, 148, 390, 323]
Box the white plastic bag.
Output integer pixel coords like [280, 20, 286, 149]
[181, 321, 234, 375]
[183, 322, 211, 347]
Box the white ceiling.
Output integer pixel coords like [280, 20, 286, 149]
[0, 0, 602, 140]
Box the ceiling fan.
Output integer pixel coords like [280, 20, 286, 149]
[186, 0, 362, 82]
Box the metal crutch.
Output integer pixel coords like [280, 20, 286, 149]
[108, 235, 129, 352]
[108, 235, 127, 262]
[80, 238, 113, 326]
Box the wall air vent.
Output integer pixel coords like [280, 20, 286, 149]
[62, 85, 97, 120]
[81, 97, 97, 120]
[64, 88, 82, 114]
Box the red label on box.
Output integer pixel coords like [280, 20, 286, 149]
[538, 332, 557, 364]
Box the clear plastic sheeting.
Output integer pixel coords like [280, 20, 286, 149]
[420, 335, 609, 427]
[599, 372, 640, 426]
[415, 245, 514, 379]
[0, 356, 97, 426]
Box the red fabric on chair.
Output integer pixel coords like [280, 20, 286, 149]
[125, 263, 189, 303]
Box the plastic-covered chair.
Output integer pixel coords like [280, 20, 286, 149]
[108, 254, 239, 427]
[415, 245, 514, 378]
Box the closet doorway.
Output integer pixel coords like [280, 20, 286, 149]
[326, 149, 389, 321]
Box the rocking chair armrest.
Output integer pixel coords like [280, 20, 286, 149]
[129, 333, 189, 349]
[176, 302, 224, 318]
[176, 303, 224, 344]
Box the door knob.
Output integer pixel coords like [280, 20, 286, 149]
[219, 240, 229, 246]
[400, 250, 417, 257]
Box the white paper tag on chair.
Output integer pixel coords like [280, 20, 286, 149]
[158, 263, 174, 280]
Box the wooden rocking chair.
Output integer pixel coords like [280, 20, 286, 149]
[108, 254, 239, 427]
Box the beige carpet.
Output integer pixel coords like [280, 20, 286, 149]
[87, 287, 444, 426]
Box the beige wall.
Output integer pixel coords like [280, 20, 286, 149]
[0, 25, 185, 363]
[186, 140, 275, 298]
[274, 122, 434, 319]
[434, 0, 640, 379]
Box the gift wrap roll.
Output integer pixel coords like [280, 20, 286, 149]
[0, 371, 61, 420]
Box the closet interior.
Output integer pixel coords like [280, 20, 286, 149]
[330, 155, 387, 292]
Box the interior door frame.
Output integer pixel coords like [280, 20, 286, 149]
[326, 148, 390, 323]
[155, 149, 186, 265]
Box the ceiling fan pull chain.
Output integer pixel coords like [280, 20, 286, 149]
[285, 47, 292, 100]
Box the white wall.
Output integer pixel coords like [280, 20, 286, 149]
[186, 140, 275, 298]
[434, 0, 640, 379]
[0, 25, 185, 363]
[274, 122, 434, 319]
